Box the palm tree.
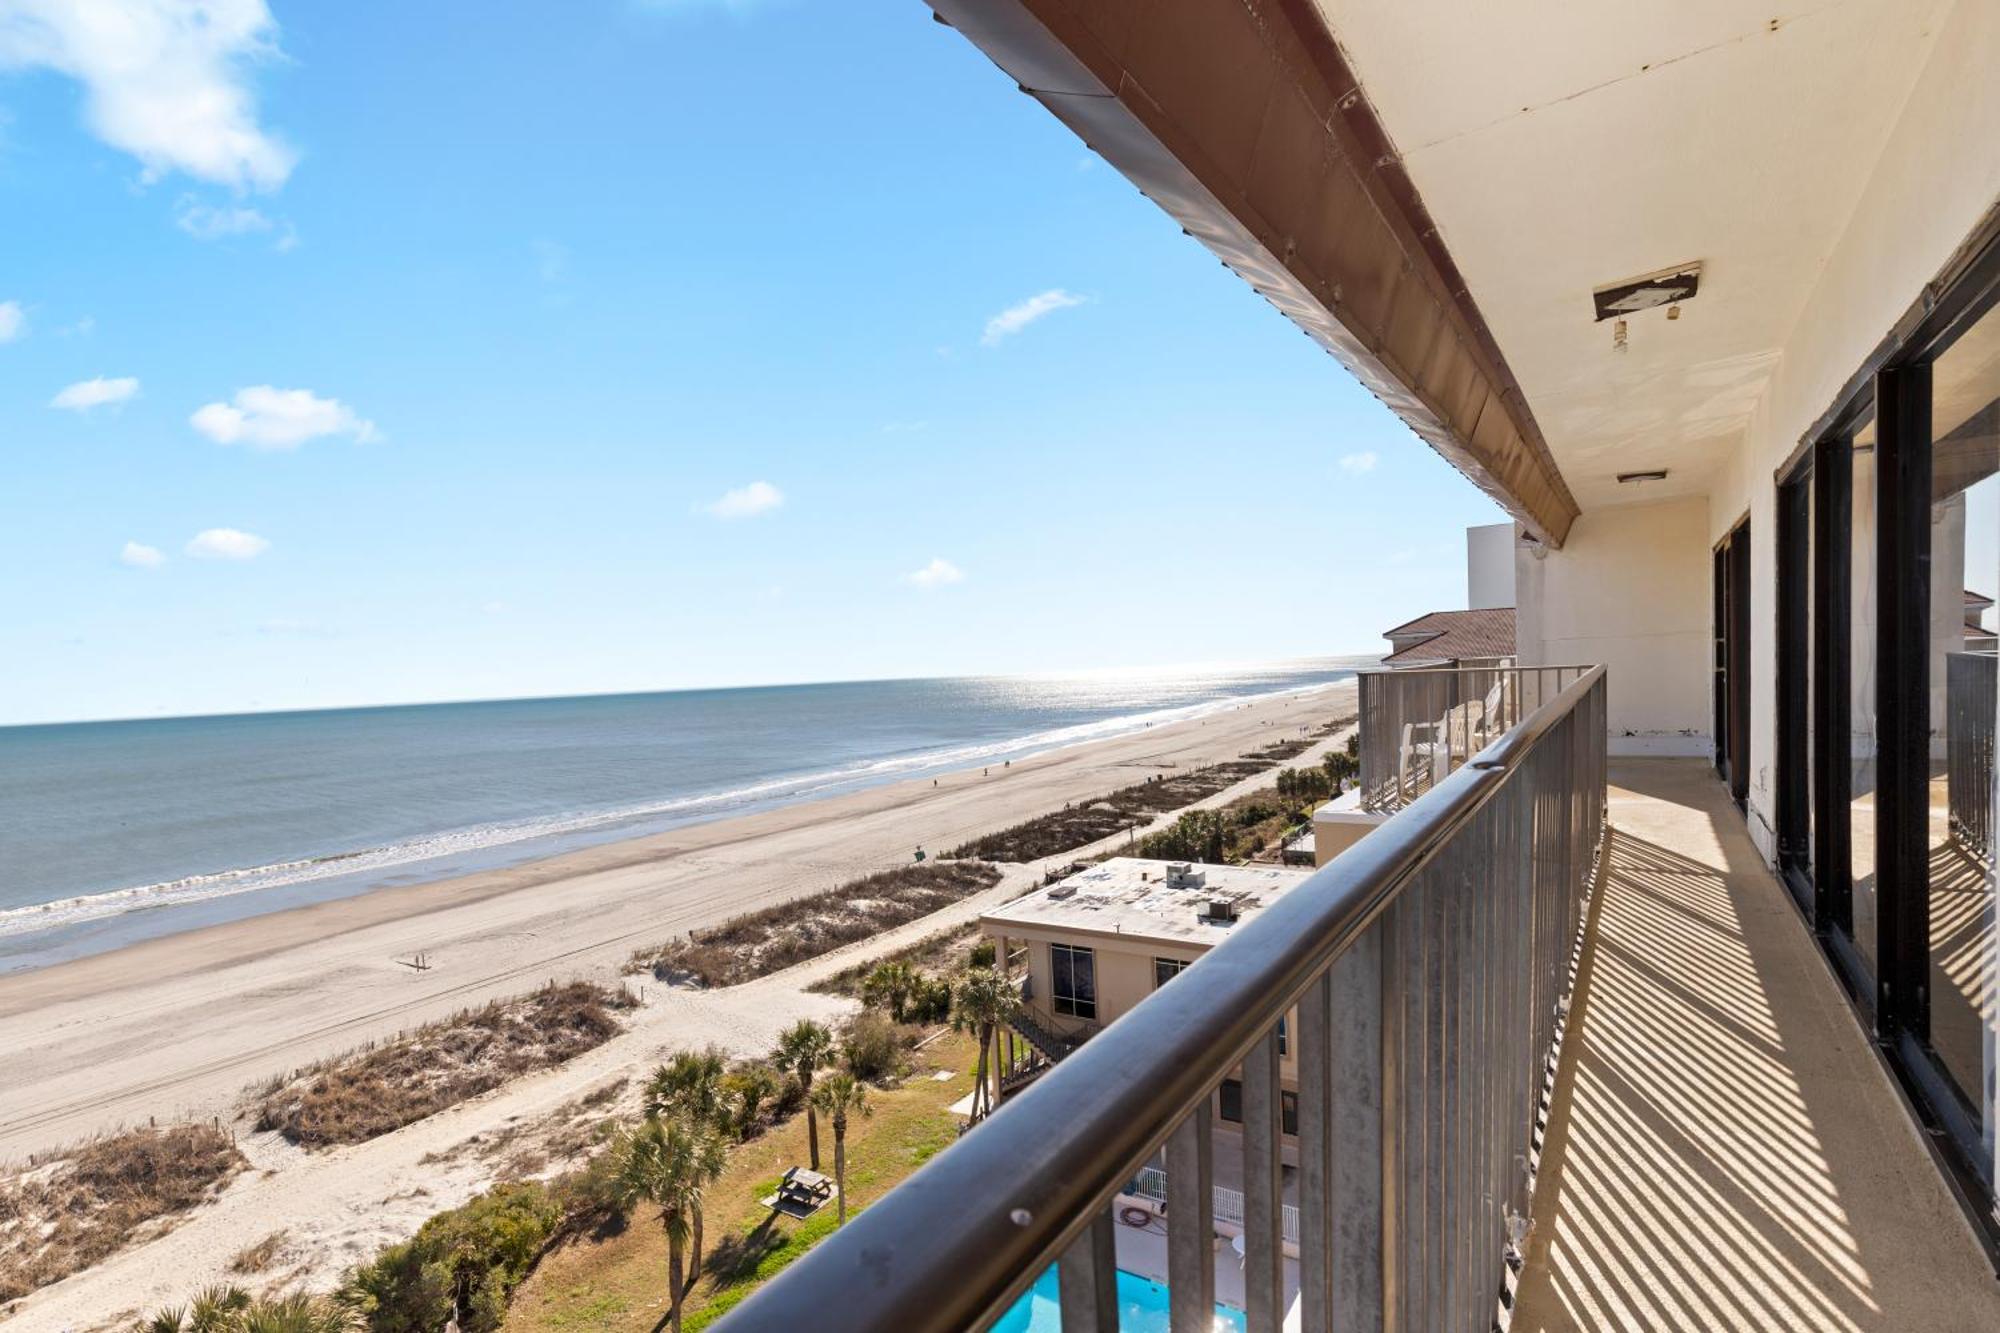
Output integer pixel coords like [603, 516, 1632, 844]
[773, 1018, 836, 1170]
[611, 1115, 729, 1333]
[645, 1045, 730, 1130]
[860, 961, 919, 1021]
[809, 1072, 872, 1226]
[952, 966, 1021, 1121]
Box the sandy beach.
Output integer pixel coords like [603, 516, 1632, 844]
[0, 680, 1355, 1330]
[0, 681, 1352, 1168]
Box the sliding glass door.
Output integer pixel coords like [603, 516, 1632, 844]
[1778, 245, 1999, 1209]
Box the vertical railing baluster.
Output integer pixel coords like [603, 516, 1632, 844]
[1339, 908, 1390, 1333]
[1243, 1026, 1285, 1331]
[1297, 971, 1335, 1326]
[1167, 1102, 1215, 1330]
[1058, 1205, 1118, 1333]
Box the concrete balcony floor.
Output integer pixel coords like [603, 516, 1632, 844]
[1512, 759, 2000, 1332]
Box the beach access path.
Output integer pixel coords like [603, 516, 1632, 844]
[5, 686, 1357, 1331]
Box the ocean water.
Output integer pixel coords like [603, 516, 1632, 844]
[0, 661, 1359, 971]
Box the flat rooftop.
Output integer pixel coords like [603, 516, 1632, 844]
[982, 857, 1311, 948]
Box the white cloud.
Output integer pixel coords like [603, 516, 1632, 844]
[173, 195, 272, 240]
[190, 386, 378, 450]
[1338, 451, 1379, 476]
[981, 288, 1087, 346]
[0, 300, 23, 342]
[119, 540, 164, 568]
[185, 527, 268, 559]
[705, 480, 784, 520]
[0, 0, 296, 190]
[905, 557, 965, 589]
[51, 375, 139, 411]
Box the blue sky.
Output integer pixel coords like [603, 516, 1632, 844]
[0, 0, 1504, 725]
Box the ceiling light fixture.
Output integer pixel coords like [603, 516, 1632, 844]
[1593, 262, 1703, 322]
[1616, 469, 1668, 484]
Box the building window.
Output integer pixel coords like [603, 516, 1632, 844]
[1154, 956, 1189, 988]
[1050, 942, 1096, 1020]
[1218, 1079, 1299, 1137]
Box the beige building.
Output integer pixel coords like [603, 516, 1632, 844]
[981, 858, 1311, 1091]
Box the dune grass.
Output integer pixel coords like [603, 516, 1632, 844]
[253, 980, 636, 1148]
[0, 1123, 246, 1303]
[627, 861, 1002, 989]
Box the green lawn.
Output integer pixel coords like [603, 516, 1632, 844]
[504, 1031, 975, 1332]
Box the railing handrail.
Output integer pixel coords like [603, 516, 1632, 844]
[728, 665, 1607, 1332]
[1355, 662, 1594, 678]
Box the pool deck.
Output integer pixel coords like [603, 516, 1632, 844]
[1110, 1209, 1300, 1322]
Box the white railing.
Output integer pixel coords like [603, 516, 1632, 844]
[1128, 1167, 1301, 1246]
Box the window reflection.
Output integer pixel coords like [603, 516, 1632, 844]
[1926, 301, 1999, 1176]
[1851, 416, 1879, 975]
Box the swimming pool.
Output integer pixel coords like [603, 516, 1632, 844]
[990, 1264, 1248, 1332]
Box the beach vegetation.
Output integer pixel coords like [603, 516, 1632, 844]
[504, 1030, 975, 1333]
[945, 760, 1271, 862]
[644, 1047, 731, 1132]
[605, 1116, 728, 1333]
[950, 967, 1021, 1122]
[771, 1020, 836, 1172]
[342, 1180, 563, 1333]
[253, 981, 635, 1148]
[228, 1229, 290, 1275]
[837, 1012, 916, 1085]
[808, 1074, 871, 1227]
[0, 1122, 245, 1304]
[135, 1284, 359, 1333]
[627, 860, 1002, 989]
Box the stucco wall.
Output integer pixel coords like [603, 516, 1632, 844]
[1703, 0, 2000, 858]
[1466, 522, 1517, 610]
[1514, 494, 1712, 755]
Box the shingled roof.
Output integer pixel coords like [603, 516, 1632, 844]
[1381, 607, 1516, 665]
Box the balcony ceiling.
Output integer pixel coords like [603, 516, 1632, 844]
[1312, 0, 1953, 511]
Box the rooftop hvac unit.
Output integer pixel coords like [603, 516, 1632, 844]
[1165, 862, 1205, 890]
[1201, 898, 1239, 924]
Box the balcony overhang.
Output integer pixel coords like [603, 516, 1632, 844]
[927, 0, 1581, 547]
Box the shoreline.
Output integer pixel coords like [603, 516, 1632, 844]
[0, 680, 1355, 1167]
[1, 677, 1356, 970]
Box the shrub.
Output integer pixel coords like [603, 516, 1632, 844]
[343, 1180, 562, 1333]
[840, 1012, 913, 1084]
[967, 939, 996, 968]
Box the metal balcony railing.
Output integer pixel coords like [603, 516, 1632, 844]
[1359, 663, 1593, 813]
[729, 666, 1608, 1333]
[1947, 651, 1996, 864]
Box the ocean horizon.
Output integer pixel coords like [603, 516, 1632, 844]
[0, 659, 1364, 971]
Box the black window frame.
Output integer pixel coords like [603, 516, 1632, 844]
[1153, 956, 1189, 989]
[1049, 942, 1097, 1021]
[1774, 211, 2000, 1264]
